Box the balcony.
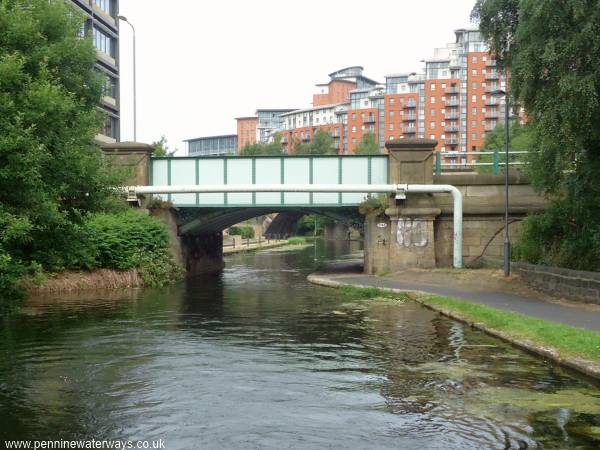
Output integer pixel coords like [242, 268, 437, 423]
[403, 103, 417, 109]
[281, 136, 288, 144]
[445, 137, 459, 145]
[403, 116, 416, 122]
[445, 86, 459, 94]
[485, 123, 497, 132]
[446, 98, 459, 106]
[301, 134, 310, 142]
[403, 129, 416, 136]
[445, 112, 459, 120]
[486, 71, 500, 80]
[363, 115, 376, 124]
[445, 125, 459, 133]
[485, 97, 500, 106]
[486, 59, 497, 67]
[485, 111, 499, 119]
[485, 85, 501, 94]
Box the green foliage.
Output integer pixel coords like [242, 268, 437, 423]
[353, 132, 380, 155]
[228, 225, 255, 239]
[0, 0, 125, 309]
[474, 0, 600, 270]
[287, 237, 307, 245]
[294, 214, 333, 235]
[239, 132, 284, 156]
[151, 135, 176, 157]
[358, 194, 389, 216]
[475, 119, 534, 174]
[86, 210, 170, 270]
[136, 249, 183, 288]
[293, 130, 336, 155]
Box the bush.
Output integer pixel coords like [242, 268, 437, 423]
[513, 201, 600, 271]
[358, 194, 389, 216]
[228, 225, 255, 239]
[287, 237, 307, 245]
[86, 210, 170, 270]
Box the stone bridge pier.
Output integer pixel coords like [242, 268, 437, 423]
[364, 139, 546, 275]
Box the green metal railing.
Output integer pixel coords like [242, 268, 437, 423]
[434, 150, 528, 176]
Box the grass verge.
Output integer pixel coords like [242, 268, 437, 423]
[418, 294, 600, 363]
[328, 284, 600, 373]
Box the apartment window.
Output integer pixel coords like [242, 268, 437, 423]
[441, 121, 445, 127]
[352, 138, 357, 145]
[389, 136, 395, 141]
[93, 27, 115, 57]
[352, 113, 356, 120]
[472, 82, 478, 89]
[390, 111, 395, 118]
[471, 120, 477, 128]
[441, 108, 446, 114]
[482, 56, 488, 62]
[101, 116, 117, 138]
[472, 69, 478, 76]
[94, 0, 115, 17]
[431, 83, 436, 91]
[430, 109, 436, 117]
[389, 98, 396, 105]
[102, 74, 117, 98]
[472, 56, 478, 64]
[389, 123, 394, 131]
[430, 135, 435, 139]
[361, 113, 365, 120]
[472, 108, 477, 114]
[351, 126, 356, 133]
[472, 133, 477, 140]
[472, 95, 477, 102]
[430, 96, 435, 104]
[430, 122, 435, 129]
[441, 83, 446, 89]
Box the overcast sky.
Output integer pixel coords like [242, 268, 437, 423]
[117, 0, 479, 154]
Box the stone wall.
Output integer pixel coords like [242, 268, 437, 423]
[513, 262, 600, 304]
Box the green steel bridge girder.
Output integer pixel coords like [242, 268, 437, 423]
[176, 207, 363, 236]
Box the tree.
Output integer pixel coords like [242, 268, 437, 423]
[472, 0, 600, 270]
[353, 132, 380, 155]
[475, 119, 533, 173]
[239, 132, 284, 156]
[0, 0, 122, 305]
[293, 129, 335, 155]
[152, 135, 176, 157]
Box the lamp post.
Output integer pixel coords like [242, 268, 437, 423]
[491, 88, 510, 276]
[117, 15, 136, 142]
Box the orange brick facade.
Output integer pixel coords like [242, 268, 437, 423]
[313, 80, 356, 107]
[236, 117, 258, 151]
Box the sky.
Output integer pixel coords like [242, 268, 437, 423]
[117, 0, 480, 154]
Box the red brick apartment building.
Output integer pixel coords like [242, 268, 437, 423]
[220, 29, 508, 163]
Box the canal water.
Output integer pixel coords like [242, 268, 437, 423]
[1, 241, 600, 449]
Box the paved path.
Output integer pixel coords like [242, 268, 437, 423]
[315, 263, 600, 332]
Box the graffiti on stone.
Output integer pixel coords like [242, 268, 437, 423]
[396, 219, 428, 248]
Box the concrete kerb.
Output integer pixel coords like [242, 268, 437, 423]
[307, 274, 600, 381]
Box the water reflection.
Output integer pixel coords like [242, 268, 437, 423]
[0, 241, 599, 449]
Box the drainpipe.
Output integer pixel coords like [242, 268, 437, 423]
[130, 183, 463, 268]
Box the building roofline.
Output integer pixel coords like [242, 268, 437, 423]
[280, 102, 347, 116]
[385, 72, 416, 78]
[328, 66, 364, 77]
[255, 108, 297, 113]
[235, 116, 258, 120]
[184, 134, 238, 142]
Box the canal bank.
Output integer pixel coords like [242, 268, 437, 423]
[308, 267, 600, 380]
[5, 242, 600, 448]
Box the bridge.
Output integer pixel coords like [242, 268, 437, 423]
[104, 139, 547, 275]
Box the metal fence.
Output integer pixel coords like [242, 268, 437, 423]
[435, 150, 528, 176]
[223, 236, 285, 249]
